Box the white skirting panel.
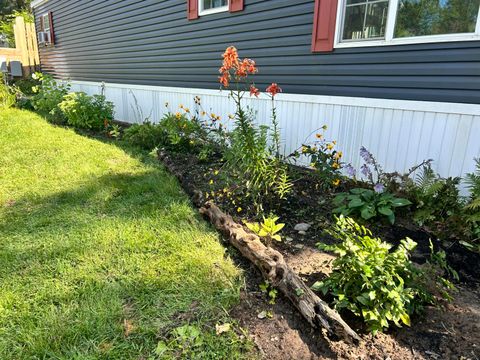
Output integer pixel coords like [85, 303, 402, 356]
[71, 80, 480, 182]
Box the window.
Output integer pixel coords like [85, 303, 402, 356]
[41, 13, 51, 33]
[198, 0, 229, 16]
[336, 0, 480, 47]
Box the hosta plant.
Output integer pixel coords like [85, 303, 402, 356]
[333, 187, 411, 224]
[314, 216, 428, 334]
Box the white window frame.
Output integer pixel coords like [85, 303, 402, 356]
[198, 0, 229, 16]
[334, 0, 480, 48]
[41, 13, 51, 33]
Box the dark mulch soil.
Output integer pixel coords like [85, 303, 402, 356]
[158, 149, 480, 360]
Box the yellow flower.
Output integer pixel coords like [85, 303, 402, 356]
[332, 179, 340, 186]
[237, 207, 242, 213]
[214, 170, 219, 175]
[326, 143, 334, 150]
[210, 113, 216, 118]
[184, 108, 190, 113]
[333, 151, 343, 160]
[175, 112, 181, 119]
[201, 111, 206, 116]
[315, 133, 323, 139]
[301, 146, 308, 154]
[310, 163, 316, 168]
[333, 140, 337, 145]
[179, 104, 184, 109]
[332, 162, 340, 169]
[205, 192, 209, 198]
[209, 179, 214, 185]
[312, 146, 317, 152]
[189, 140, 194, 145]
[223, 188, 228, 193]
[228, 114, 234, 119]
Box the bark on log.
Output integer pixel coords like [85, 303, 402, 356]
[199, 202, 361, 343]
[157, 150, 360, 342]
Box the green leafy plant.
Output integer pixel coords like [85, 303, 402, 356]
[462, 158, 480, 252]
[333, 188, 411, 224]
[313, 216, 445, 334]
[0, 81, 17, 108]
[289, 125, 343, 190]
[31, 72, 70, 123]
[259, 281, 278, 304]
[123, 121, 164, 150]
[58, 92, 114, 130]
[156, 112, 204, 153]
[219, 46, 292, 211]
[245, 215, 285, 246]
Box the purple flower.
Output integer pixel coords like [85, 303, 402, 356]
[345, 164, 356, 177]
[360, 146, 374, 165]
[361, 164, 371, 178]
[374, 183, 385, 193]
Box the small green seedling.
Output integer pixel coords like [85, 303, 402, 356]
[245, 215, 285, 246]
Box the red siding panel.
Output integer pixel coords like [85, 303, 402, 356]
[311, 0, 338, 52]
[187, 0, 198, 20]
[229, 0, 244, 12]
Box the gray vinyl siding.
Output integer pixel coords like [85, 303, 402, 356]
[34, 0, 480, 104]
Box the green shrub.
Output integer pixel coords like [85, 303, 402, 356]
[58, 92, 114, 130]
[31, 72, 70, 123]
[462, 159, 480, 252]
[123, 121, 164, 150]
[313, 216, 450, 334]
[157, 112, 204, 153]
[0, 82, 17, 108]
[333, 188, 412, 224]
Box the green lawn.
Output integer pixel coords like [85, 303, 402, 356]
[0, 109, 249, 359]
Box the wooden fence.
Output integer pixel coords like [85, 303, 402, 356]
[0, 17, 40, 77]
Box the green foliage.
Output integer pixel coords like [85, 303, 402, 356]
[0, 9, 33, 47]
[314, 216, 432, 334]
[31, 72, 70, 123]
[462, 159, 480, 251]
[157, 112, 204, 153]
[259, 281, 278, 304]
[226, 106, 292, 211]
[333, 188, 412, 224]
[155, 323, 252, 359]
[245, 214, 285, 245]
[123, 121, 164, 150]
[0, 81, 17, 108]
[289, 125, 343, 190]
[58, 92, 114, 130]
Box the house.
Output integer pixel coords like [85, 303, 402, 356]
[31, 0, 480, 179]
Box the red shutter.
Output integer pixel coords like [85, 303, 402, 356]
[48, 11, 55, 45]
[187, 0, 199, 20]
[311, 0, 338, 52]
[229, 0, 244, 12]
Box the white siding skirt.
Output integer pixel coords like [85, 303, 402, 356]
[70, 80, 480, 182]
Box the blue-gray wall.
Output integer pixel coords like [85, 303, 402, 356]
[34, 0, 480, 104]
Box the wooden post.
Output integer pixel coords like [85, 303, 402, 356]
[13, 16, 30, 76]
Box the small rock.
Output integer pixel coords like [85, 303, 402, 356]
[285, 236, 293, 242]
[298, 230, 306, 236]
[257, 311, 267, 319]
[294, 244, 304, 250]
[294, 223, 311, 232]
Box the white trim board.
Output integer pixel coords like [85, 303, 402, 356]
[70, 80, 480, 117]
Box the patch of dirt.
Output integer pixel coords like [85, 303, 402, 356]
[158, 149, 480, 359]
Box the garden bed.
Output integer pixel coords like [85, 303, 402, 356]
[157, 148, 480, 360]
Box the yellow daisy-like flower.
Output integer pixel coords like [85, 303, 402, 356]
[301, 146, 308, 154]
[326, 143, 334, 150]
[228, 114, 234, 119]
[179, 104, 184, 109]
[332, 162, 340, 169]
[315, 133, 323, 139]
[333, 140, 337, 145]
[332, 179, 340, 186]
[237, 207, 242, 213]
[209, 179, 214, 185]
[201, 111, 206, 116]
[312, 146, 317, 152]
[210, 113, 216, 118]
[214, 170, 219, 175]
[184, 108, 190, 113]
[175, 112, 181, 119]
[223, 188, 228, 193]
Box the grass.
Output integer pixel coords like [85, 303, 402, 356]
[0, 109, 252, 359]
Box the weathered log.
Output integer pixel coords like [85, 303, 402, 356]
[199, 202, 361, 343]
[157, 149, 360, 342]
